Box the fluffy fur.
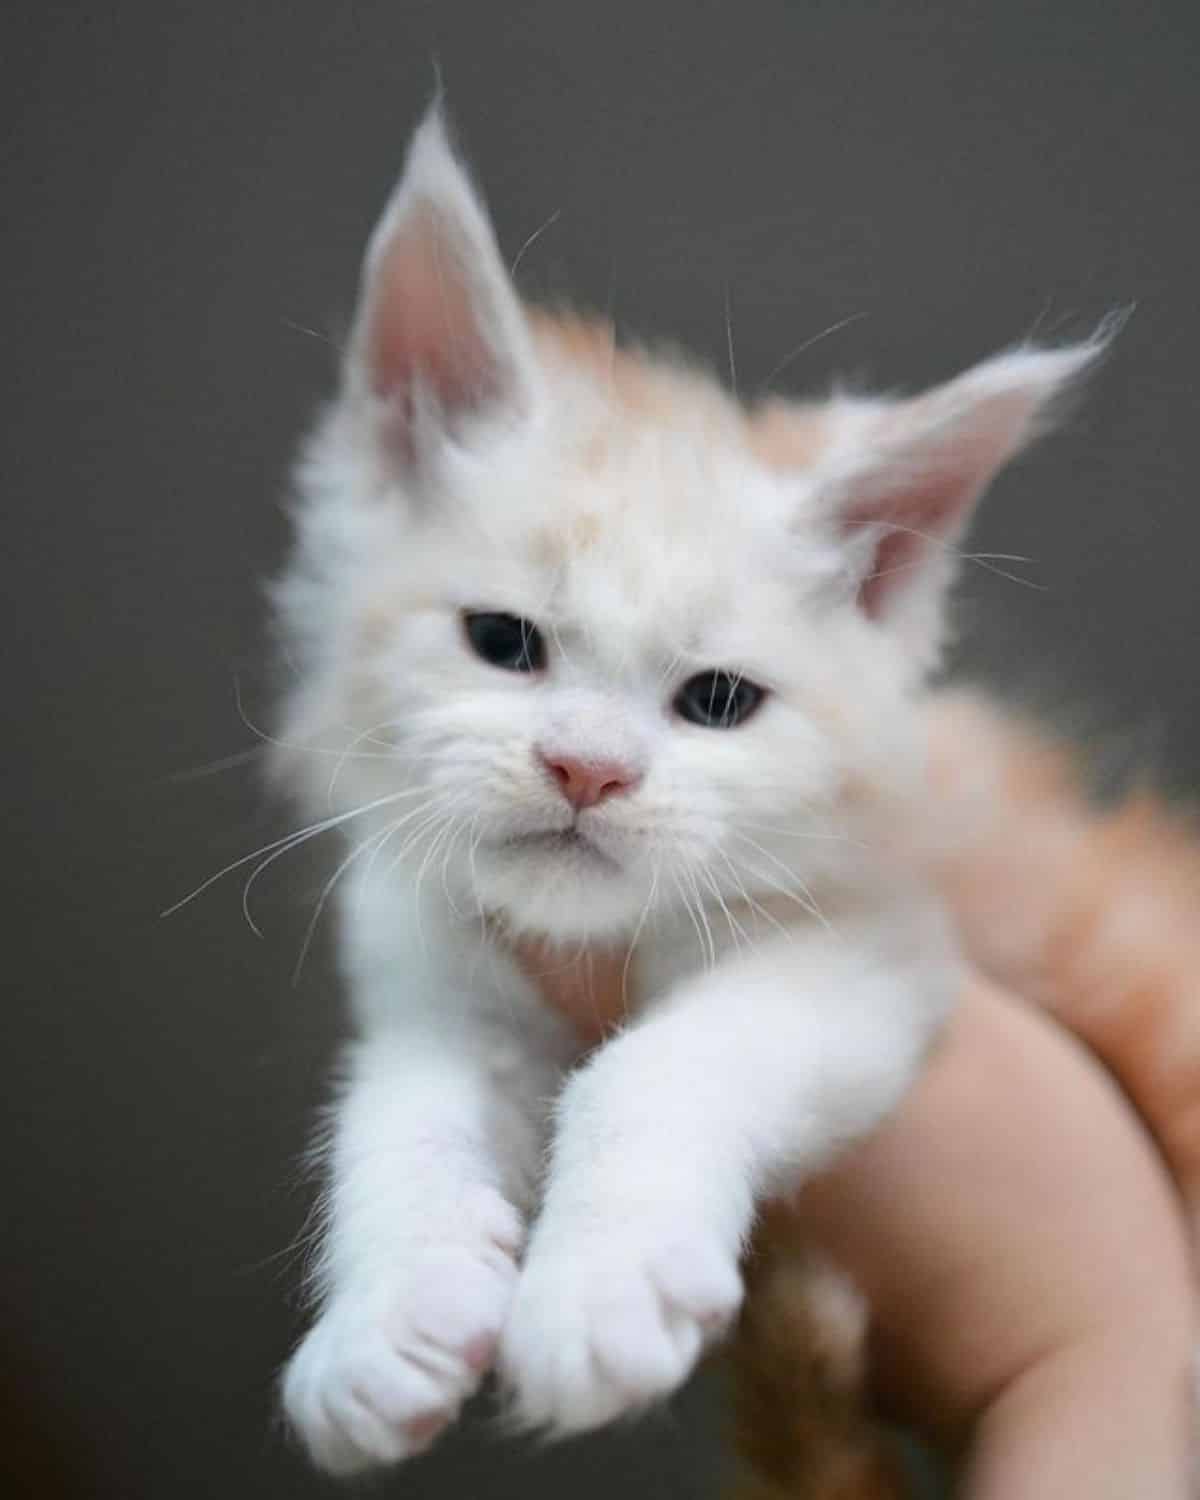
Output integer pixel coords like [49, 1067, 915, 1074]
[272, 107, 1104, 1474]
[728, 1206, 909, 1500]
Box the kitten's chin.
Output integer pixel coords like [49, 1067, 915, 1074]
[469, 840, 651, 941]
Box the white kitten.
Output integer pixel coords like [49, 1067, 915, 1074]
[273, 106, 1102, 1473]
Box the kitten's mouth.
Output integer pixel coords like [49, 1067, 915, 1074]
[498, 827, 621, 871]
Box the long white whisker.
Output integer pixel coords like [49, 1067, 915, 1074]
[738, 821, 861, 846]
[467, 814, 487, 933]
[738, 856, 825, 926]
[415, 812, 462, 901]
[162, 789, 415, 919]
[683, 865, 717, 970]
[721, 858, 768, 942]
[380, 794, 472, 883]
[165, 746, 266, 783]
[326, 718, 404, 807]
[669, 866, 709, 971]
[621, 857, 660, 1008]
[292, 824, 395, 984]
[868, 521, 1045, 592]
[239, 790, 438, 935]
[700, 863, 748, 953]
[733, 835, 832, 930]
[409, 808, 471, 958]
[715, 847, 792, 942]
[759, 311, 868, 392]
[233, 677, 402, 765]
[355, 796, 452, 910]
[510, 206, 562, 277]
[724, 282, 737, 400]
[440, 819, 472, 917]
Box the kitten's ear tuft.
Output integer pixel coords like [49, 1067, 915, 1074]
[816, 329, 1114, 663]
[348, 104, 536, 466]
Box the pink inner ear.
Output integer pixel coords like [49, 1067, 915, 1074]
[366, 203, 504, 424]
[842, 466, 971, 617]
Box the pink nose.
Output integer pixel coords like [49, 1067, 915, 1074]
[537, 751, 640, 810]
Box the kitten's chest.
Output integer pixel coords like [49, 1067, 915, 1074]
[508, 937, 637, 1047]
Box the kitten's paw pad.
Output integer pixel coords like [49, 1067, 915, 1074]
[498, 1231, 742, 1434]
[282, 1236, 520, 1474]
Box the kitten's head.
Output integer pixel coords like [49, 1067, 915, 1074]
[274, 107, 1107, 941]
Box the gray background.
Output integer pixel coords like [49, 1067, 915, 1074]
[4, 2, 1198, 1495]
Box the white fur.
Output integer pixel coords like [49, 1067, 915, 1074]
[274, 106, 1099, 1471]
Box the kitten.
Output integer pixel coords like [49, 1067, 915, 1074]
[272, 105, 1102, 1474]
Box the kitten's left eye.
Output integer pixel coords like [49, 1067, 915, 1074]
[462, 611, 547, 672]
[674, 671, 766, 729]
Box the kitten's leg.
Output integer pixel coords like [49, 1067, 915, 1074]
[282, 880, 573, 1474]
[499, 912, 955, 1434]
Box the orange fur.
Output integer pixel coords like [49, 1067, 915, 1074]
[528, 308, 840, 465]
[746, 399, 835, 473]
[528, 308, 717, 424]
[728, 1206, 910, 1500]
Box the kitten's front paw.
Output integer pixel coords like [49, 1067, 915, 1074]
[282, 1199, 522, 1474]
[498, 1224, 742, 1434]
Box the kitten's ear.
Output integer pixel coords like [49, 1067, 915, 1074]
[346, 105, 536, 466]
[814, 336, 1110, 662]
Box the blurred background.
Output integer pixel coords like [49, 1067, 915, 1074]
[4, 2, 1199, 1494]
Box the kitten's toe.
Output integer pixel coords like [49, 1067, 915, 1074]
[499, 1225, 743, 1434]
[282, 1238, 520, 1473]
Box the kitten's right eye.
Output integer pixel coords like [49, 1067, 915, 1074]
[462, 611, 547, 673]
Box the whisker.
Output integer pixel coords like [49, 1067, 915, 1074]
[732, 834, 832, 930]
[867, 521, 1046, 592]
[738, 821, 862, 846]
[735, 857, 825, 927]
[700, 863, 749, 953]
[326, 717, 405, 807]
[233, 678, 402, 765]
[379, 814, 445, 884]
[352, 795, 453, 912]
[714, 847, 792, 942]
[684, 865, 718, 970]
[281, 316, 336, 348]
[439, 819, 472, 917]
[292, 824, 395, 984]
[759, 311, 868, 393]
[670, 866, 710, 972]
[621, 857, 659, 1009]
[466, 814, 487, 933]
[409, 807, 471, 956]
[241, 803, 400, 937]
[510, 207, 562, 277]
[164, 746, 266, 783]
[415, 811, 463, 900]
[161, 788, 415, 919]
[238, 788, 446, 936]
[724, 282, 738, 400]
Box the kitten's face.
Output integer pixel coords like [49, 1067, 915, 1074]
[330, 388, 874, 938]
[274, 108, 1101, 941]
